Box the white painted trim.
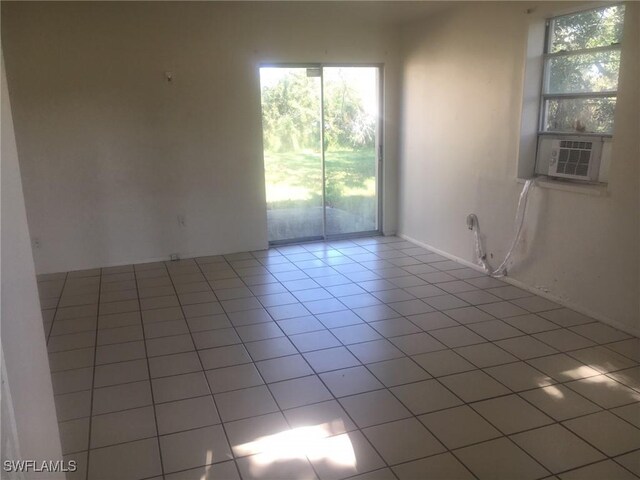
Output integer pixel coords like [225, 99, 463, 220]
[398, 233, 640, 338]
[36, 243, 271, 276]
[397, 233, 488, 273]
[497, 274, 639, 338]
[41, 233, 393, 276]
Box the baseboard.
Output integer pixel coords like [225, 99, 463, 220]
[38, 242, 270, 276]
[397, 233, 488, 273]
[398, 233, 640, 338]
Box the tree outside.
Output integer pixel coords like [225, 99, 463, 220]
[544, 5, 625, 134]
[260, 67, 378, 239]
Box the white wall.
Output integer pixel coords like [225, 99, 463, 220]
[1, 53, 64, 478]
[399, 2, 639, 334]
[1, 1, 404, 274]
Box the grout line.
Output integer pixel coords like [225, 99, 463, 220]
[215, 254, 335, 477]
[53, 363, 640, 437]
[48, 334, 639, 402]
[82, 267, 103, 480]
[45, 272, 70, 344]
[185, 257, 243, 479]
[223, 251, 399, 479]
[132, 263, 166, 479]
[57, 396, 640, 476]
[49, 321, 640, 395]
[44, 237, 640, 480]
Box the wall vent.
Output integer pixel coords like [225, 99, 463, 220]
[547, 136, 602, 182]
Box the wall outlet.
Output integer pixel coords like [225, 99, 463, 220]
[32, 238, 41, 249]
[177, 215, 186, 227]
[169, 253, 180, 261]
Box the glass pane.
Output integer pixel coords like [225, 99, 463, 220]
[547, 50, 620, 94]
[260, 68, 323, 242]
[550, 5, 625, 53]
[544, 97, 616, 134]
[323, 67, 379, 235]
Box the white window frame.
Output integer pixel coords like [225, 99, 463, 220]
[516, 3, 628, 190]
[538, 4, 624, 137]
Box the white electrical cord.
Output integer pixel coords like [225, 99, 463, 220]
[470, 179, 536, 278]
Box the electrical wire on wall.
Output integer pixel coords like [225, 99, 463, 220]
[468, 179, 536, 278]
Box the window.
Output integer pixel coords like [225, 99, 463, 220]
[540, 4, 625, 136]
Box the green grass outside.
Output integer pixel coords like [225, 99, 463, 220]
[264, 149, 377, 217]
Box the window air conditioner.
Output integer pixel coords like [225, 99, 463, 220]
[547, 136, 602, 182]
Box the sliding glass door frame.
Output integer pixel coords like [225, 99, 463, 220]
[260, 63, 384, 245]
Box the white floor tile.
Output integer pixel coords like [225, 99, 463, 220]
[42, 237, 640, 480]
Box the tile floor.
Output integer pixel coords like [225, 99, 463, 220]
[37, 236, 640, 480]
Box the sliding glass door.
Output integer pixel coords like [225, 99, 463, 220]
[260, 67, 324, 242]
[323, 67, 379, 236]
[260, 65, 381, 243]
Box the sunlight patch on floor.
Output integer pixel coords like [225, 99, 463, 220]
[235, 421, 356, 475]
[562, 365, 601, 380]
[540, 385, 565, 399]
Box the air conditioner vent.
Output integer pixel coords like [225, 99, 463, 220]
[546, 136, 602, 182]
